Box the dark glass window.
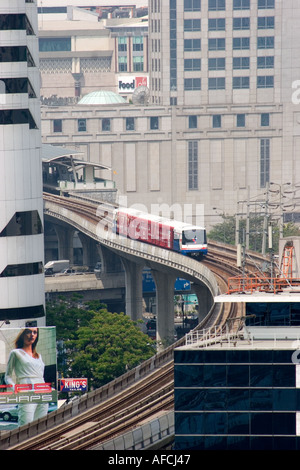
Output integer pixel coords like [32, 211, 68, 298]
[257, 75, 274, 88]
[0, 109, 37, 129]
[250, 364, 273, 387]
[174, 364, 204, 387]
[184, 0, 201, 11]
[228, 389, 249, 410]
[184, 78, 201, 90]
[250, 389, 273, 410]
[0, 77, 36, 97]
[184, 39, 201, 51]
[273, 389, 299, 411]
[208, 18, 225, 30]
[213, 114, 222, 127]
[39, 37, 71, 52]
[188, 115, 197, 129]
[208, 57, 225, 70]
[53, 119, 62, 132]
[188, 140, 198, 190]
[258, 0, 275, 8]
[209, 78, 225, 90]
[208, 38, 225, 50]
[0, 262, 43, 277]
[261, 113, 270, 126]
[77, 118, 86, 132]
[0, 305, 44, 321]
[209, 0, 226, 10]
[0, 46, 27, 62]
[0, 211, 42, 237]
[204, 364, 226, 386]
[0, 14, 26, 30]
[102, 118, 111, 132]
[233, 0, 250, 9]
[184, 59, 201, 71]
[257, 36, 274, 49]
[233, 57, 250, 69]
[258, 16, 275, 29]
[228, 412, 249, 434]
[227, 365, 249, 386]
[150, 116, 159, 130]
[237, 113, 246, 127]
[233, 77, 250, 88]
[233, 37, 250, 49]
[233, 17, 250, 29]
[126, 117, 135, 131]
[184, 19, 201, 31]
[257, 56, 274, 68]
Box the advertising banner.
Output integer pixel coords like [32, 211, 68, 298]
[0, 327, 57, 431]
[142, 268, 191, 293]
[118, 75, 148, 93]
[60, 378, 87, 393]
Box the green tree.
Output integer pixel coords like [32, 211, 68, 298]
[66, 309, 155, 389]
[208, 215, 300, 254]
[46, 299, 155, 390]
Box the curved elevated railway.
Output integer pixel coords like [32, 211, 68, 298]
[1, 194, 267, 450]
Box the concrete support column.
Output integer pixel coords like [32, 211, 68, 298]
[98, 245, 123, 274]
[77, 232, 99, 268]
[192, 284, 213, 323]
[54, 225, 75, 263]
[152, 270, 176, 350]
[121, 258, 144, 322]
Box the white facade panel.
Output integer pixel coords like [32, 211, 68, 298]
[0, 0, 45, 327]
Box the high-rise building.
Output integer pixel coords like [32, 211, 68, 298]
[0, 0, 45, 327]
[149, 0, 296, 108]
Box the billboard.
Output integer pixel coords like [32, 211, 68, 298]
[60, 378, 87, 393]
[142, 268, 191, 293]
[118, 75, 148, 93]
[0, 327, 57, 431]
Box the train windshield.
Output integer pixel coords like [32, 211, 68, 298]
[182, 229, 206, 245]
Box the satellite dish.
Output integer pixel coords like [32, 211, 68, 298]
[132, 86, 150, 105]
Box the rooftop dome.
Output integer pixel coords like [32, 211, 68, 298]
[78, 90, 126, 105]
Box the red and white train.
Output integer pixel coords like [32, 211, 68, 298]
[114, 207, 207, 259]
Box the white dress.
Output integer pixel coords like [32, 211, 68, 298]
[5, 349, 49, 426]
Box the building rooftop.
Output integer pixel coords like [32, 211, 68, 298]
[78, 90, 127, 105]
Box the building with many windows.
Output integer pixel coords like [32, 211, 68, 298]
[38, 5, 149, 102]
[41, 1, 300, 230]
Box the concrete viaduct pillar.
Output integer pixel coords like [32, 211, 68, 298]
[54, 225, 75, 263]
[151, 269, 177, 350]
[192, 283, 214, 323]
[121, 258, 144, 322]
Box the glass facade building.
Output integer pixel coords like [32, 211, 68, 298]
[174, 340, 300, 450]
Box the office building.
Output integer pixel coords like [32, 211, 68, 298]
[0, 0, 45, 327]
[40, 1, 300, 228]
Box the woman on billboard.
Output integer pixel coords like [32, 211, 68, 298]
[4, 328, 49, 426]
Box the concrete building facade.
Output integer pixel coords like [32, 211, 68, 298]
[40, 1, 300, 231]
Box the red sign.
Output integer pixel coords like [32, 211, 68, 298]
[60, 378, 87, 392]
[135, 76, 148, 88]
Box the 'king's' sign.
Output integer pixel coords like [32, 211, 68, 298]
[60, 378, 87, 392]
